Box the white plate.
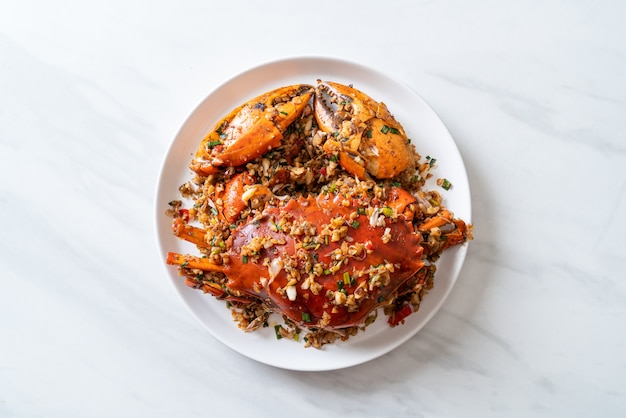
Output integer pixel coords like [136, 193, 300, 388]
[155, 57, 471, 371]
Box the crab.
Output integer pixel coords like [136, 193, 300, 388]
[314, 81, 413, 179]
[190, 84, 314, 176]
[165, 81, 472, 340]
[167, 186, 429, 329]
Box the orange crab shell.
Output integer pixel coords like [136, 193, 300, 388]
[190, 84, 315, 175]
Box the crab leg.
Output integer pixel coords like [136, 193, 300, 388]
[417, 210, 453, 232]
[166, 252, 226, 273]
[171, 218, 207, 248]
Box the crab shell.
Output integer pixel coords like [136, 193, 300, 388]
[190, 84, 314, 175]
[168, 190, 424, 330]
[314, 81, 413, 179]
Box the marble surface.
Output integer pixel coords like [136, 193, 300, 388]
[2, 0, 625, 416]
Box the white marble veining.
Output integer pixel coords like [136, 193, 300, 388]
[2, 0, 625, 416]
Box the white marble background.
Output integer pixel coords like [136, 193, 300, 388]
[2, 0, 625, 417]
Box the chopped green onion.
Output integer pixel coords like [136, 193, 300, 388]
[301, 312, 311, 322]
[380, 125, 390, 134]
[352, 220, 360, 229]
[343, 272, 351, 285]
[229, 224, 236, 229]
[324, 269, 331, 275]
[333, 131, 339, 137]
[207, 139, 222, 148]
[328, 183, 337, 193]
[392, 181, 401, 187]
[429, 198, 439, 207]
[293, 333, 299, 342]
[389, 127, 400, 135]
[330, 154, 339, 162]
[357, 207, 366, 215]
[274, 325, 283, 340]
[365, 129, 373, 138]
[181, 261, 189, 268]
[226, 301, 232, 309]
[337, 281, 344, 290]
[382, 207, 393, 217]
[242, 255, 248, 263]
[280, 111, 288, 115]
[429, 158, 437, 167]
[441, 179, 452, 190]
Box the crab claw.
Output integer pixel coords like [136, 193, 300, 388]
[190, 84, 315, 175]
[314, 81, 412, 179]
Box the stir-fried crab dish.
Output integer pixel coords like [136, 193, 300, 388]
[166, 81, 472, 348]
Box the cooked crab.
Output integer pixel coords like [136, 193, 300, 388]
[190, 84, 314, 175]
[314, 81, 413, 179]
[165, 80, 472, 345]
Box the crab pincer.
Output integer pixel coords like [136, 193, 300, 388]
[190, 84, 315, 175]
[314, 81, 413, 179]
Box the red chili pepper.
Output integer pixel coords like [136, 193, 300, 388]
[388, 304, 412, 327]
[319, 167, 327, 176]
[179, 209, 190, 221]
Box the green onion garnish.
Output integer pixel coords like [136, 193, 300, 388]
[242, 255, 248, 263]
[365, 129, 373, 138]
[302, 312, 311, 322]
[382, 207, 393, 217]
[389, 127, 400, 135]
[352, 220, 360, 229]
[380, 125, 390, 134]
[441, 179, 452, 190]
[274, 325, 283, 340]
[343, 272, 351, 285]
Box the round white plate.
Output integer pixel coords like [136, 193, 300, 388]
[155, 57, 471, 371]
